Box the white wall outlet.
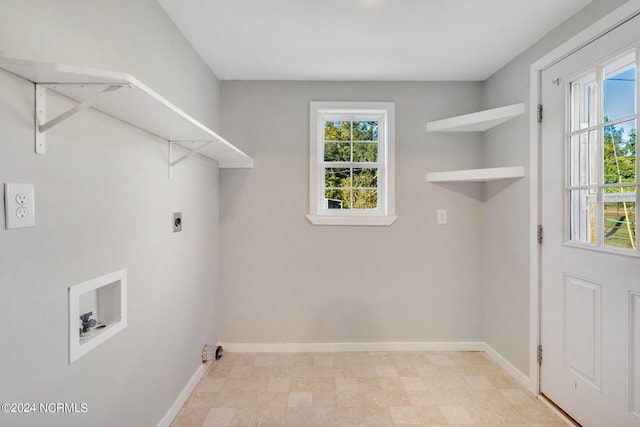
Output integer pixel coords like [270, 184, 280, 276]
[437, 208, 447, 225]
[15, 193, 27, 204]
[4, 183, 35, 229]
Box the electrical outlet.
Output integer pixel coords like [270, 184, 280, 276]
[15, 193, 27, 204]
[4, 183, 35, 229]
[437, 209, 447, 225]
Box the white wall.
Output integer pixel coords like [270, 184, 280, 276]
[0, 1, 222, 426]
[482, 0, 629, 375]
[219, 81, 486, 345]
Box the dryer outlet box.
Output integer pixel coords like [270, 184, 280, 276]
[173, 212, 182, 232]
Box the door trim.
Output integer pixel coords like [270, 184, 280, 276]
[529, 0, 640, 395]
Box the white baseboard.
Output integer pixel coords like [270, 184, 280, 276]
[482, 343, 533, 393]
[157, 361, 211, 427]
[218, 341, 486, 353]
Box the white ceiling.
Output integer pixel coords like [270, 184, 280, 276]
[157, 0, 592, 81]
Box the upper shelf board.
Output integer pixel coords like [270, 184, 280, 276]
[426, 103, 525, 132]
[0, 57, 253, 168]
[426, 166, 525, 183]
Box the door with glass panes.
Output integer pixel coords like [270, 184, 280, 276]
[540, 13, 640, 427]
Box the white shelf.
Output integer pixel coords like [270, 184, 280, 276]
[0, 56, 253, 170]
[426, 166, 525, 183]
[426, 103, 525, 190]
[426, 103, 525, 132]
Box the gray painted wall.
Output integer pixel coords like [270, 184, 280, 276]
[218, 0, 633, 378]
[482, 0, 629, 374]
[0, 1, 222, 426]
[219, 81, 486, 345]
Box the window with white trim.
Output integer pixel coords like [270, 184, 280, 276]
[307, 102, 396, 226]
[567, 49, 638, 252]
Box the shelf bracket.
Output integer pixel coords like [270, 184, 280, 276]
[168, 140, 213, 178]
[35, 84, 123, 154]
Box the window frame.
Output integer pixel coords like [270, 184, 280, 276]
[307, 101, 397, 226]
[564, 48, 639, 255]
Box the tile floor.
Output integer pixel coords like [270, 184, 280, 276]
[171, 351, 566, 427]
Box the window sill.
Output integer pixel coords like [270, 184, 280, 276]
[306, 214, 398, 226]
[563, 241, 640, 258]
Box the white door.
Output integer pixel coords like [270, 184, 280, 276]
[540, 14, 640, 427]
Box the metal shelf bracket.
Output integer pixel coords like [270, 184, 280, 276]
[168, 140, 213, 178]
[35, 84, 124, 154]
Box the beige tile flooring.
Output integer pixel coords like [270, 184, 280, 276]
[171, 351, 566, 427]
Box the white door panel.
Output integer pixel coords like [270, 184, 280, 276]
[541, 13, 640, 427]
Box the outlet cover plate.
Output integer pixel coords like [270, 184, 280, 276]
[4, 183, 35, 229]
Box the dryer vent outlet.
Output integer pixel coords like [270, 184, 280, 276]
[215, 346, 224, 360]
[201, 344, 224, 363]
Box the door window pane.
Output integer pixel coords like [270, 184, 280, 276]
[570, 131, 598, 186]
[571, 73, 597, 131]
[567, 51, 638, 252]
[604, 54, 636, 122]
[570, 189, 598, 244]
[603, 120, 636, 184]
[603, 191, 636, 248]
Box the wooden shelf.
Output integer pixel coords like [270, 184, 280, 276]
[426, 103, 525, 132]
[426, 166, 525, 183]
[0, 56, 253, 171]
